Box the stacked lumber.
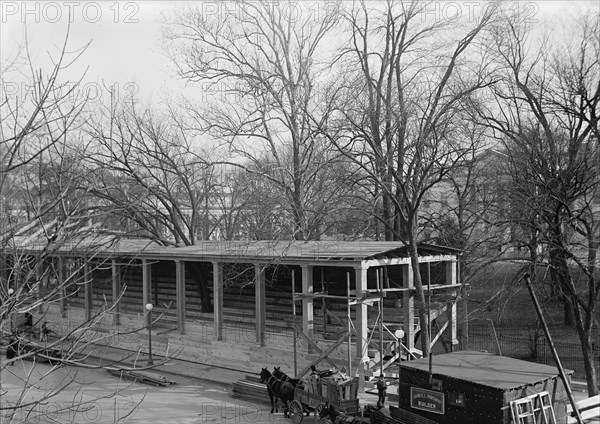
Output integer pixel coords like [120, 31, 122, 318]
[231, 375, 272, 406]
[107, 369, 176, 386]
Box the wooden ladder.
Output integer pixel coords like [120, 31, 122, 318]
[510, 392, 556, 424]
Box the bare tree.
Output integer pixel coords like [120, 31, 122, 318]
[163, 0, 351, 240]
[321, 0, 498, 357]
[0, 28, 88, 243]
[0, 32, 156, 422]
[421, 122, 514, 283]
[477, 10, 600, 395]
[85, 97, 222, 310]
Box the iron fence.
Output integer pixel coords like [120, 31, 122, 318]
[444, 330, 600, 383]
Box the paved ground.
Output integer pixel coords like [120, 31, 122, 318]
[2, 342, 596, 423]
[1, 360, 293, 423]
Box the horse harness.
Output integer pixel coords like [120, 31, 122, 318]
[266, 375, 281, 393]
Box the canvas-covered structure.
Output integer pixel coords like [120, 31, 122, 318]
[398, 351, 573, 424]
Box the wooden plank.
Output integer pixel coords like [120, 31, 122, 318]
[108, 369, 175, 386]
[355, 266, 368, 360]
[297, 331, 349, 378]
[430, 321, 448, 348]
[567, 395, 600, 423]
[567, 394, 600, 411]
[402, 263, 415, 352]
[301, 265, 314, 347]
[291, 322, 339, 372]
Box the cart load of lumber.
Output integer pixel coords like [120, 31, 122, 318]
[302, 369, 359, 402]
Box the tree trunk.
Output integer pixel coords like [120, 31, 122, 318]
[548, 233, 575, 326]
[407, 232, 430, 357]
[187, 262, 213, 313]
[581, 332, 599, 396]
[568, 271, 598, 396]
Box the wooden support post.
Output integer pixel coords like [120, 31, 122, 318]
[301, 265, 314, 352]
[355, 265, 368, 387]
[213, 262, 223, 341]
[446, 260, 458, 350]
[292, 269, 297, 376]
[84, 259, 92, 321]
[378, 268, 384, 376]
[403, 263, 415, 354]
[175, 260, 186, 334]
[58, 257, 67, 317]
[112, 259, 121, 326]
[255, 264, 266, 346]
[142, 259, 152, 327]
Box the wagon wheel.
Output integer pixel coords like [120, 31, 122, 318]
[315, 403, 329, 423]
[289, 400, 304, 423]
[315, 403, 327, 417]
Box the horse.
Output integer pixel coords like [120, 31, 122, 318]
[273, 366, 303, 388]
[259, 367, 295, 417]
[273, 367, 313, 417]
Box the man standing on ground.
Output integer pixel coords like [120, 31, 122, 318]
[377, 374, 387, 408]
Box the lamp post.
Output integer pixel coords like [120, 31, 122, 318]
[145, 303, 153, 365]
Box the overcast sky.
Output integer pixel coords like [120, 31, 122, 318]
[1, 1, 598, 107]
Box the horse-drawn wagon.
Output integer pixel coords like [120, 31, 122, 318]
[286, 369, 361, 424]
[259, 367, 362, 423]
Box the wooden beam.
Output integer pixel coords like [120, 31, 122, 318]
[446, 261, 458, 349]
[84, 258, 92, 321]
[355, 265, 368, 389]
[365, 287, 414, 293]
[255, 264, 266, 346]
[446, 260, 457, 285]
[430, 321, 449, 348]
[213, 261, 223, 341]
[363, 255, 457, 268]
[424, 283, 463, 292]
[291, 322, 341, 373]
[295, 292, 361, 300]
[297, 331, 349, 378]
[402, 263, 415, 352]
[175, 260, 186, 334]
[111, 259, 121, 326]
[301, 264, 314, 350]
